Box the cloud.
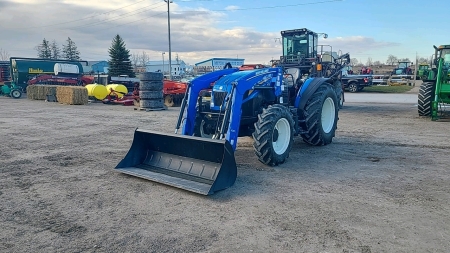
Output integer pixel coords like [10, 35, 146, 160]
[224, 5, 240, 11]
[0, 1, 400, 65]
[321, 36, 401, 56]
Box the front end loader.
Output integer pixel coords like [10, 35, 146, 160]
[114, 28, 350, 195]
[418, 45, 450, 120]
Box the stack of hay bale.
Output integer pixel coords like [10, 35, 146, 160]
[138, 72, 165, 110]
[26, 85, 57, 100]
[26, 85, 88, 105]
[56, 86, 88, 105]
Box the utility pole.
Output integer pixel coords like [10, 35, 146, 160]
[162, 52, 165, 74]
[165, 0, 173, 80]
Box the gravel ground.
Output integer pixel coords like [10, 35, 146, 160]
[0, 94, 449, 253]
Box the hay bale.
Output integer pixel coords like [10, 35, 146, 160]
[26, 85, 58, 100]
[56, 86, 88, 105]
[26, 85, 37, 100]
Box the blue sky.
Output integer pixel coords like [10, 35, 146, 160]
[185, 0, 448, 62]
[0, 0, 448, 65]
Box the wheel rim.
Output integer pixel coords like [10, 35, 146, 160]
[12, 90, 21, 98]
[164, 95, 174, 107]
[321, 97, 335, 133]
[272, 118, 290, 155]
[349, 84, 357, 92]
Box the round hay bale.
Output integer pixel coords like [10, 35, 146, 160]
[139, 91, 163, 100]
[139, 72, 163, 81]
[140, 99, 164, 109]
[139, 81, 163, 91]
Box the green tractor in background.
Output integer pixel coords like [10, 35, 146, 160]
[418, 45, 450, 120]
[0, 81, 22, 99]
[416, 63, 430, 80]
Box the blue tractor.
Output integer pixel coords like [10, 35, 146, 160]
[115, 28, 350, 195]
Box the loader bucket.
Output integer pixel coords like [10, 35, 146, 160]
[115, 129, 237, 195]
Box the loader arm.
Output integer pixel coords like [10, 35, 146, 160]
[181, 68, 239, 135]
[216, 68, 283, 150]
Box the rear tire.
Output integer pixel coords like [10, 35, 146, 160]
[139, 99, 164, 109]
[299, 83, 338, 146]
[253, 104, 294, 166]
[10, 89, 22, 99]
[139, 81, 163, 91]
[418, 82, 434, 116]
[140, 72, 163, 81]
[348, 82, 358, 93]
[139, 91, 163, 99]
[164, 95, 175, 107]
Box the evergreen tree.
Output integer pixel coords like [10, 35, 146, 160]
[62, 37, 81, 60]
[108, 34, 134, 77]
[50, 40, 60, 59]
[36, 39, 51, 58]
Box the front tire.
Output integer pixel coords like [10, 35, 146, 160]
[194, 115, 215, 138]
[299, 83, 338, 146]
[334, 80, 344, 109]
[418, 82, 434, 116]
[253, 104, 294, 166]
[338, 92, 344, 109]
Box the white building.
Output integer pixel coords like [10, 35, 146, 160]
[145, 60, 187, 78]
[194, 58, 245, 74]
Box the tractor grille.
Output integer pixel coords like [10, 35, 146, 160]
[213, 91, 227, 107]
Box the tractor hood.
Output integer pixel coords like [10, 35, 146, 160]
[209, 69, 279, 111]
[212, 70, 254, 93]
[212, 69, 276, 93]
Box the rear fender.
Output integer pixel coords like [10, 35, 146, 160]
[182, 68, 239, 135]
[294, 77, 330, 109]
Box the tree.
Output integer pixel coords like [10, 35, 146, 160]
[50, 40, 60, 59]
[417, 57, 429, 64]
[373, 60, 382, 66]
[386, 54, 398, 65]
[140, 51, 150, 67]
[36, 39, 52, 59]
[62, 37, 81, 60]
[131, 53, 139, 72]
[0, 48, 10, 61]
[108, 34, 134, 77]
[366, 57, 373, 66]
[350, 58, 358, 66]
